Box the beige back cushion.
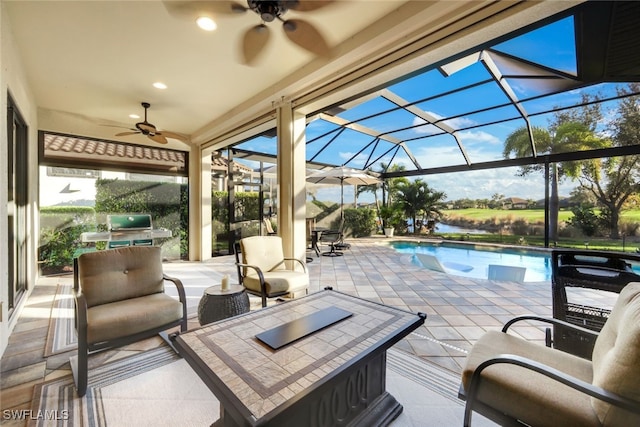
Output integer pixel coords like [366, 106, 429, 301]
[591, 282, 640, 426]
[77, 246, 164, 307]
[240, 236, 285, 276]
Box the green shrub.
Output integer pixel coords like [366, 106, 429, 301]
[511, 219, 530, 235]
[38, 207, 96, 272]
[619, 220, 639, 237]
[566, 205, 601, 237]
[343, 208, 377, 237]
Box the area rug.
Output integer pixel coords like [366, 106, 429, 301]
[30, 341, 475, 427]
[30, 345, 218, 427]
[44, 284, 76, 356]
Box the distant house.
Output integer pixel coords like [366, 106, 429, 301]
[533, 197, 573, 209]
[503, 197, 528, 209]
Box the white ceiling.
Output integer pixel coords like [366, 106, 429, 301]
[3, 1, 578, 150]
[3, 1, 413, 144]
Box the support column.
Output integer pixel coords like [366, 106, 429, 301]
[188, 146, 212, 261]
[277, 102, 306, 261]
[544, 158, 549, 248]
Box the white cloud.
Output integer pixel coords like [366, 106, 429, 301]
[420, 167, 579, 201]
[411, 112, 476, 135]
[457, 130, 501, 145]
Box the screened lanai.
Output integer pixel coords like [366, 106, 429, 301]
[232, 1, 640, 178]
[32, 1, 640, 264]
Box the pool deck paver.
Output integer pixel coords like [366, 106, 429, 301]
[198, 236, 570, 374]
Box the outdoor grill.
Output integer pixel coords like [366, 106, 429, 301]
[550, 249, 640, 359]
[81, 214, 171, 248]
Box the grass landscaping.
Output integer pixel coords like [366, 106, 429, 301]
[443, 208, 573, 223]
[431, 208, 640, 253]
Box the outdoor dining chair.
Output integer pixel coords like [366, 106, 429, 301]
[319, 230, 344, 257]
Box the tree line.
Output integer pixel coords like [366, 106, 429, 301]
[503, 83, 640, 239]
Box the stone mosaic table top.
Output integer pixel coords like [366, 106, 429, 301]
[175, 289, 425, 421]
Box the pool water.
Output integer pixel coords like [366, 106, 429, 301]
[389, 241, 552, 282]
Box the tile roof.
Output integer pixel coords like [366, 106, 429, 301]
[43, 133, 186, 175]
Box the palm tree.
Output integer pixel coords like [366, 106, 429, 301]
[358, 163, 408, 229]
[503, 121, 603, 241]
[394, 179, 446, 234]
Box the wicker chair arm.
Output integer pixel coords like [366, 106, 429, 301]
[502, 315, 600, 338]
[467, 354, 640, 414]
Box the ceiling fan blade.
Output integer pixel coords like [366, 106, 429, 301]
[163, 1, 246, 20]
[115, 131, 141, 137]
[289, 0, 335, 12]
[101, 124, 135, 130]
[148, 133, 168, 144]
[241, 24, 271, 66]
[157, 130, 189, 142]
[283, 19, 330, 57]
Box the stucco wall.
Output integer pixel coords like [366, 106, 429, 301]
[1, 2, 39, 356]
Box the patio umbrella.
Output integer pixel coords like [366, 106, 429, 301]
[306, 166, 380, 218]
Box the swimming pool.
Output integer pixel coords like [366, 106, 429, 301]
[389, 241, 552, 282]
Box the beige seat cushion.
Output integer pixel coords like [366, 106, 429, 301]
[243, 270, 309, 295]
[591, 282, 640, 426]
[87, 293, 183, 344]
[462, 331, 599, 427]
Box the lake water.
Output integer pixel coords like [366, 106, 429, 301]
[433, 223, 488, 234]
[389, 241, 551, 282]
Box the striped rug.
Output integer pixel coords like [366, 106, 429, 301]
[30, 344, 218, 427]
[44, 284, 76, 357]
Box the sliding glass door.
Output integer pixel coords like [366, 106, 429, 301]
[6, 95, 28, 317]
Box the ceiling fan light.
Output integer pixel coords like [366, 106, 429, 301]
[283, 20, 296, 32]
[260, 12, 276, 22]
[196, 16, 217, 31]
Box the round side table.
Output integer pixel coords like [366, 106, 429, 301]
[197, 284, 250, 326]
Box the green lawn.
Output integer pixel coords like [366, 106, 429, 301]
[435, 208, 640, 252]
[443, 208, 640, 223]
[443, 208, 573, 223]
[622, 210, 640, 221]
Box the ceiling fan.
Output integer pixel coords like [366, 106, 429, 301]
[166, 1, 333, 65]
[115, 102, 187, 145]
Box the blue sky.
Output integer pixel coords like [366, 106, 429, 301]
[235, 14, 629, 205]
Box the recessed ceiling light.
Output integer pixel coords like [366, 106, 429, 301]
[129, 114, 140, 119]
[197, 16, 217, 31]
[153, 82, 167, 89]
